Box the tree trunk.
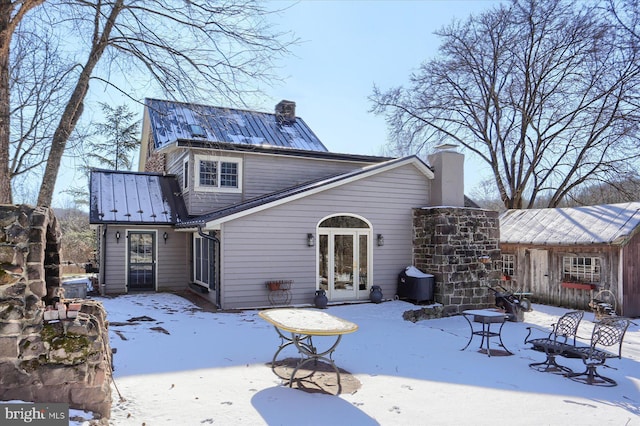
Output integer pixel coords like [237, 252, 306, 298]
[0, 6, 12, 204]
[37, 0, 124, 206]
[0, 0, 44, 204]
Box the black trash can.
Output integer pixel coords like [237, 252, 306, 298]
[397, 266, 434, 303]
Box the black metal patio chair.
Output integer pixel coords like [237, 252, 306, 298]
[524, 310, 584, 374]
[563, 316, 631, 387]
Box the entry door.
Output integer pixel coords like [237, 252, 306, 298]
[319, 231, 369, 300]
[128, 231, 156, 291]
[530, 249, 549, 297]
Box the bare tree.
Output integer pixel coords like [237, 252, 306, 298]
[608, 0, 640, 42]
[371, 0, 640, 209]
[9, 18, 76, 203]
[0, 0, 294, 205]
[0, 0, 45, 204]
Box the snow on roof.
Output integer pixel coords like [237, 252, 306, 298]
[499, 202, 640, 245]
[145, 98, 328, 152]
[89, 170, 188, 225]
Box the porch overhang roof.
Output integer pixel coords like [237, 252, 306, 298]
[89, 169, 188, 225]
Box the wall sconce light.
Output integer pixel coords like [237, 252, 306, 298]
[163, 231, 169, 244]
[307, 233, 315, 247]
[377, 234, 384, 247]
[115, 231, 121, 243]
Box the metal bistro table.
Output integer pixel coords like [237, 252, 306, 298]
[259, 308, 358, 393]
[461, 309, 513, 357]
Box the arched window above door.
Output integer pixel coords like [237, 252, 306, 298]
[319, 215, 370, 229]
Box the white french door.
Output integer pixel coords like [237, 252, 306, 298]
[319, 230, 370, 300]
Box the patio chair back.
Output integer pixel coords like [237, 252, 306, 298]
[589, 317, 631, 359]
[553, 310, 584, 345]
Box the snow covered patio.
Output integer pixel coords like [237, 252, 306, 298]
[80, 293, 640, 425]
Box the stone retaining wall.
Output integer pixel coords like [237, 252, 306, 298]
[0, 205, 111, 419]
[413, 206, 501, 316]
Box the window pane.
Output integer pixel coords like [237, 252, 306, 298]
[502, 254, 515, 276]
[195, 239, 202, 281]
[220, 162, 238, 188]
[199, 160, 217, 186]
[319, 235, 328, 291]
[562, 256, 600, 283]
[359, 234, 368, 290]
[183, 161, 189, 189]
[320, 216, 369, 228]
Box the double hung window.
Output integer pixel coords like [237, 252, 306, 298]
[194, 155, 242, 193]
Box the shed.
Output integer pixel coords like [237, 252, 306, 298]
[499, 202, 640, 317]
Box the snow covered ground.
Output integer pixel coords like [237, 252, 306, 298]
[68, 293, 639, 425]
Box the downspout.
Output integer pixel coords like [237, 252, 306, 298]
[100, 225, 107, 296]
[197, 225, 221, 309]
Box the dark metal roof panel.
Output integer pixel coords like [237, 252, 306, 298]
[145, 98, 328, 152]
[89, 170, 188, 225]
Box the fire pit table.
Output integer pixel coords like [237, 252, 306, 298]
[259, 308, 358, 393]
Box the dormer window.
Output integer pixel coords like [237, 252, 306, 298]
[189, 124, 207, 138]
[194, 154, 242, 193]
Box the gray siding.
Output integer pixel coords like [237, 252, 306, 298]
[174, 149, 379, 216]
[102, 225, 127, 294]
[101, 226, 188, 294]
[218, 164, 430, 309]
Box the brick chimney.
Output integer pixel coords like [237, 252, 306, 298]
[275, 100, 296, 124]
[427, 144, 465, 207]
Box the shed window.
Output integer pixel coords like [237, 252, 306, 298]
[562, 256, 601, 283]
[194, 154, 242, 193]
[502, 254, 515, 277]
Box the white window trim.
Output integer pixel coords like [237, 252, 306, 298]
[194, 154, 242, 193]
[193, 234, 213, 288]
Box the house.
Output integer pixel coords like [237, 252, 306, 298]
[89, 98, 469, 309]
[499, 202, 640, 317]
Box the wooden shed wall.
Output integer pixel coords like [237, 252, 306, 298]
[621, 231, 640, 317]
[500, 243, 621, 313]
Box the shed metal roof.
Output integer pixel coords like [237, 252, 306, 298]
[499, 202, 640, 246]
[145, 98, 328, 152]
[89, 170, 188, 225]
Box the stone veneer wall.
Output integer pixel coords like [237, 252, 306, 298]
[0, 205, 111, 418]
[144, 151, 166, 173]
[413, 207, 501, 316]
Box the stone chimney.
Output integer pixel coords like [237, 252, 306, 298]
[275, 100, 296, 124]
[427, 144, 465, 207]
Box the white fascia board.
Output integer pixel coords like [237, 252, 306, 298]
[202, 156, 433, 229]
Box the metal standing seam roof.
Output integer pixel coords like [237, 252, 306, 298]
[499, 202, 640, 245]
[145, 98, 328, 152]
[89, 170, 188, 225]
